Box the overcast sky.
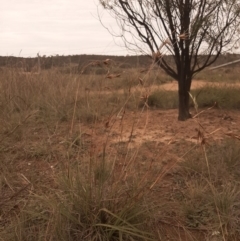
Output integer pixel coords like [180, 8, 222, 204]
[0, 0, 131, 57]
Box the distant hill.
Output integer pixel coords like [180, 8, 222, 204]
[0, 54, 152, 71]
[0, 53, 240, 72]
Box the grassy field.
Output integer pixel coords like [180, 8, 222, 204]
[0, 58, 240, 241]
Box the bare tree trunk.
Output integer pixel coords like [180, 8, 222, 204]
[178, 77, 192, 121]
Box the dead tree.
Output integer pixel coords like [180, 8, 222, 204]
[99, 0, 240, 120]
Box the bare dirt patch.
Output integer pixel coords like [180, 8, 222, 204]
[81, 107, 240, 155]
[79, 79, 240, 157]
[87, 79, 240, 98]
[160, 79, 240, 91]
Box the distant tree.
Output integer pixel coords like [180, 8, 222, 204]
[99, 0, 240, 120]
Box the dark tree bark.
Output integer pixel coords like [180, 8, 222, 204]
[178, 76, 192, 120]
[99, 0, 240, 121]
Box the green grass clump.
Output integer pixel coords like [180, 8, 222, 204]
[3, 153, 154, 241]
[146, 85, 240, 110]
[192, 85, 240, 109]
[177, 139, 240, 239]
[146, 90, 178, 109]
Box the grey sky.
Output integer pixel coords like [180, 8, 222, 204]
[0, 0, 129, 57]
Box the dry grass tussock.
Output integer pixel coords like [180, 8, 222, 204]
[0, 61, 240, 241]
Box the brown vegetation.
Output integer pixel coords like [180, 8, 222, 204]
[0, 56, 240, 240]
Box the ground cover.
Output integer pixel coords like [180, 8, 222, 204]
[0, 62, 240, 241]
